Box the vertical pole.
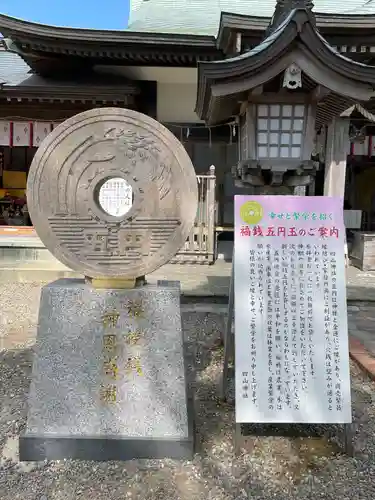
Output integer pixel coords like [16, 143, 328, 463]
[234, 423, 242, 456]
[343, 424, 354, 456]
[206, 165, 216, 263]
[221, 259, 234, 400]
[308, 176, 316, 196]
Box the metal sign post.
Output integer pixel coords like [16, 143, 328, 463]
[221, 260, 234, 401]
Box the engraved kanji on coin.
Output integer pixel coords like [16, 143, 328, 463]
[27, 108, 198, 278]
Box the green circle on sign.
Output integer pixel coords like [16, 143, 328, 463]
[240, 201, 263, 225]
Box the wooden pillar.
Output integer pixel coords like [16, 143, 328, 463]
[308, 177, 316, 196]
[235, 33, 242, 53]
[323, 118, 350, 198]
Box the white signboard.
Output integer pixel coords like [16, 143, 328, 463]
[99, 177, 133, 217]
[234, 195, 351, 424]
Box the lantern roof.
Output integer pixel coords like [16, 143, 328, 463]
[195, 1, 375, 125]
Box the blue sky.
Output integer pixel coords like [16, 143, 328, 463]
[0, 0, 130, 29]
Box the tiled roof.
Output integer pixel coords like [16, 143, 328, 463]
[0, 49, 139, 89]
[128, 0, 375, 35]
[0, 49, 32, 86]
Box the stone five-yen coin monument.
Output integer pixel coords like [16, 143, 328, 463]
[19, 108, 198, 461]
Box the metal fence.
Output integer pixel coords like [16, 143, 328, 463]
[171, 165, 216, 264]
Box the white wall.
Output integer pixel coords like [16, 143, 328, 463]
[156, 82, 200, 122]
[95, 65, 202, 123]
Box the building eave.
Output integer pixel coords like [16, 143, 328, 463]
[217, 11, 375, 53]
[216, 12, 270, 51]
[301, 28, 375, 85]
[315, 13, 375, 29]
[197, 9, 375, 124]
[0, 14, 216, 46]
[0, 71, 141, 103]
[216, 12, 268, 51]
[197, 13, 298, 119]
[5, 42, 219, 74]
[0, 84, 139, 100]
[0, 14, 221, 72]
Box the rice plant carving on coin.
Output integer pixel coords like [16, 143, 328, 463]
[27, 108, 198, 278]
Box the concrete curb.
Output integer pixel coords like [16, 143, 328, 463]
[180, 304, 227, 313]
[349, 337, 375, 381]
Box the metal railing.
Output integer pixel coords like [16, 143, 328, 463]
[171, 165, 216, 264]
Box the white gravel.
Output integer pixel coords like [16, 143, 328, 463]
[0, 283, 375, 499]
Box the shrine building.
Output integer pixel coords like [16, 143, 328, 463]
[1, 0, 375, 267]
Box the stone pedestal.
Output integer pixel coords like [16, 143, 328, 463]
[351, 231, 375, 271]
[19, 279, 194, 461]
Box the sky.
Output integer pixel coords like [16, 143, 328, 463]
[0, 0, 130, 29]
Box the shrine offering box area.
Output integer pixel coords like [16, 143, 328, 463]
[19, 279, 194, 461]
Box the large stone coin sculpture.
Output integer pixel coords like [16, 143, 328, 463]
[20, 108, 198, 461]
[27, 107, 197, 279]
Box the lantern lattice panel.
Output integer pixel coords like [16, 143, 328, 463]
[256, 104, 305, 159]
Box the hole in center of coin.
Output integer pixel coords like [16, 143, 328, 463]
[97, 177, 134, 217]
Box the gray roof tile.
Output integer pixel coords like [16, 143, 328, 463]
[128, 0, 375, 35]
[0, 50, 32, 86]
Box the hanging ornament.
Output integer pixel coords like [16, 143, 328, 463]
[186, 127, 190, 138]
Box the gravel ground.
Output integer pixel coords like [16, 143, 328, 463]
[0, 283, 375, 499]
